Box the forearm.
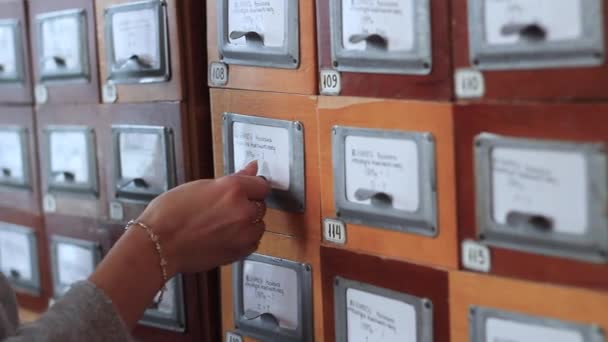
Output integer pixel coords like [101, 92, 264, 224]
[89, 226, 172, 330]
[5, 282, 132, 342]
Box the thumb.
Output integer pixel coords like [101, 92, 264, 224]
[234, 160, 259, 176]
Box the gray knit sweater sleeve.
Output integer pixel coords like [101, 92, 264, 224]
[1, 275, 132, 342]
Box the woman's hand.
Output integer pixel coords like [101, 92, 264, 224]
[90, 160, 270, 329]
[138, 160, 271, 277]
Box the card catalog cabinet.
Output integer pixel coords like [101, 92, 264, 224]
[96, 0, 187, 103]
[221, 231, 323, 342]
[451, 271, 608, 342]
[207, 0, 317, 94]
[455, 103, 608, 292]
[29, 0, 100, 104]
[36, 105, 105, 219]
[99, 103, 186, 223]
[321, 246, 449, 342]
[0, 0, 33, 104]
[452, 0, 608, 102]
[318, 96, 458, 269]
[316, 0, 452, 99]
[211, 89, 320, 240]
[0, 106, 41, 216]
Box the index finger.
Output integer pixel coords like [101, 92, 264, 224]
[232, 175, 271, 200]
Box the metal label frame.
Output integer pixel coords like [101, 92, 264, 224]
[140, 274, 186, 332]
[0, 126, 30, 189]
[222, 113, 306, 213]
[332, 126, 438, 236]
[469, 306, 605, 342]
[0, 19, 25, 85]
[112, 125, 176, 203]
[36, 9, 90, 83]
[232, 253, 313, 342]
[0, 222, 40, 295]
[468, 0, 605, 70]
[44, 125, 99, 196]
[334, 277, 433, 342]
[50, 235, 101, 298]
[217, 0, 300, 69]
[475, 133, 608, 263]
[104, 0, 171, 84]
[329, 0, 432, 75]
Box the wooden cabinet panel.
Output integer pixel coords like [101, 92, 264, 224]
[318, 96, 458, 269]
[316, 0, 452, 100]
[0, 106, 41, 216]
[211, 89, 320, 240]
[321, 246, 450, 342]
[206, 0, 317, 95]
[452, 0, 608, 102]
[0, 0, 33, 104]
[28, 0, 100, 104]
[220, 231, 323, 342]
[450, 271, 608, 342]
[455, 103, 608, 291]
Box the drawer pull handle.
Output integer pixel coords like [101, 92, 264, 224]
[506, 211, 554, 232]
[501, 22, 547, 42]
[349, 33, 388, 51]
[355, 188, 393, 208]
[230, 30, 265, 46]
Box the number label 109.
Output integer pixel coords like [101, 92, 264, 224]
[320, 70, 341, 95]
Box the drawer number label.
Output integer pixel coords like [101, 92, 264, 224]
[320, 69, 341, 96]
[462, 240, 491, 272]
[209, 62, 229, 86]
[226, 332, 242, 342]
[455, 68, 485, 99]
[324, 218, 346, 245]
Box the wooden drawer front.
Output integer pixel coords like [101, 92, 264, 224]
[0, 0, 33, 104]
[455, 103, 608, 291]
[0, 106, 41, 215]
[321, 246, 450, 342]
[36, 104, 106, 219]
[450, 271, 608, 342]
[95, 0, 184, 103]
[211, 89, 320, 240]
[28, 0, 100, 104]
[318, 96, 458, 269]
[452, 0, 608, 102]
[220, 231, 323, 342]
[206, 0, 317, 95]
[316, 0, 452, 100]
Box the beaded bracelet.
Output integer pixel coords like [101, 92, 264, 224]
[125, 219, 169, 306]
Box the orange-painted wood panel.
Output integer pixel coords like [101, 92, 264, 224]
[450, 270, 608, 342]
[211, 89, 320, 240]
[206, 0, 317, 95]
[318, 96, 458, 269]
